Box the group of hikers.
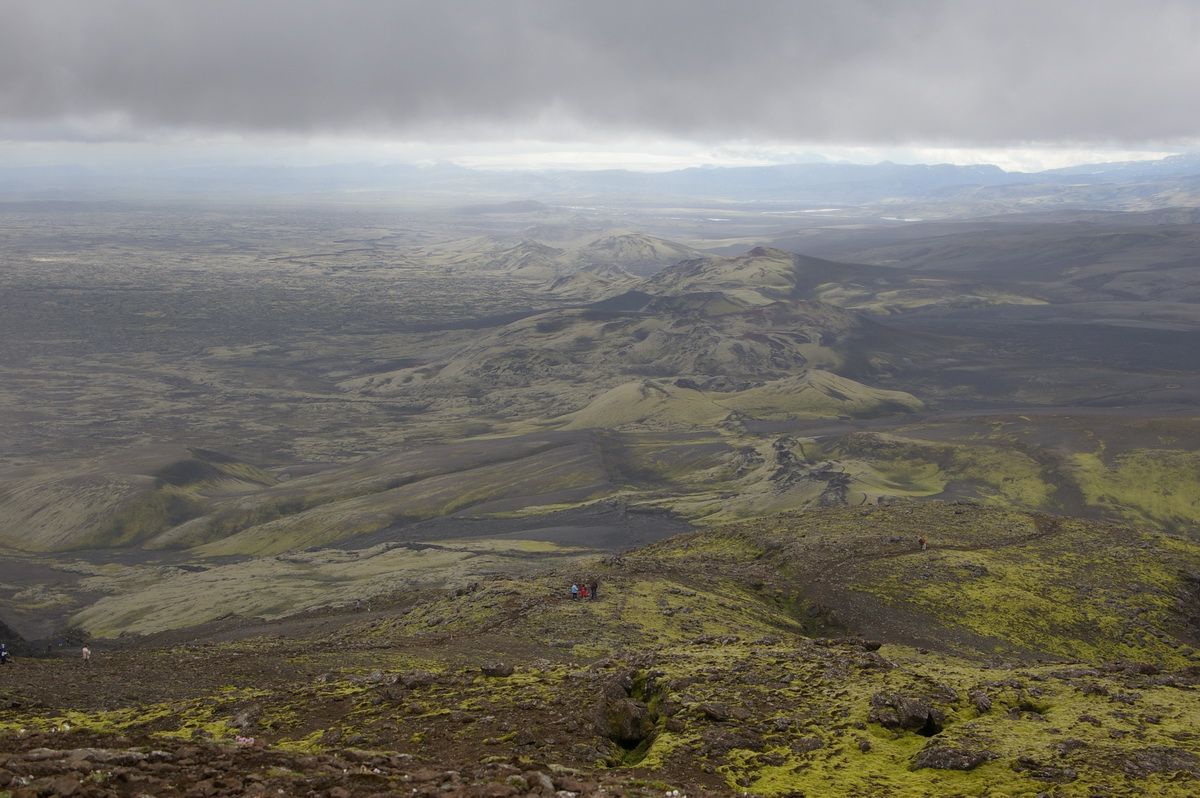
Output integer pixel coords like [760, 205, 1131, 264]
[0, 642, 91, 665]
[570, 581, 598, 600]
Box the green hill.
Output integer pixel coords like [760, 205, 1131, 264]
[0, 445, 276, 552]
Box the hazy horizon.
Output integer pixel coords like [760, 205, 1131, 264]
[3, 1, 1199, 175]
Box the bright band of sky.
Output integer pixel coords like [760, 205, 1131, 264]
[1, 1, 1197, 173]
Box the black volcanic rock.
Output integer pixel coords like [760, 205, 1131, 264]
[867, 692, 945, 735]
[913, 741, 997, 771]
[481, 661, 515, 677]
[595, 697, 654, 748]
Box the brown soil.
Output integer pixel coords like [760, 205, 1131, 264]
[0, 595, 724, 797]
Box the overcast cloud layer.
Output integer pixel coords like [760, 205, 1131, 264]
[2, 0, 1199, 167]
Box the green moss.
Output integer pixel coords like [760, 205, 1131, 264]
[275, 730, 325, 752]
[834, 432, 1055, 508]
[854, 520, 1197, 664]
[196, 443, 616, 556]
[81, 485, 205, 549]
[1072, 449, 1200, 530]
[618, 637, 1200, 796]
[161, 493, 328, 549]
[8, 504, 1200, 797]
[0, 687, 271, 742]
[643, 531, 767, 562]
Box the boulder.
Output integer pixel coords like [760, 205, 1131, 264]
[912, 741, 996, 771]
[481, 662, 515, 677]
[594, 698, 654, 748]
[969, 689, 993, 714]
[700, 727, 763, 755]
[698, 702, 751, 722]
[868, 692, 944, 735]
[1117, 746, 1200, 777]
[1013, 756, 1079, 783]
[230, 703, 262, 731]
[399, 670, 438, 689]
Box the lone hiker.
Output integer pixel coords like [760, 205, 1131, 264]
[918, 537, 928, 551]
[81, 645, 91, 667]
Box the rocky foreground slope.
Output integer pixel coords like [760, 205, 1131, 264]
[2, 503, 1199, 796]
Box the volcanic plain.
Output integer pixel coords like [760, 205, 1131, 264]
[2, 191, 1200, 795]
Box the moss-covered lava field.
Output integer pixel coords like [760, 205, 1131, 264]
[2, 503, 1198, 796]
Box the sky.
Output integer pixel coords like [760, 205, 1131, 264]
[2, 0, 1199, 173]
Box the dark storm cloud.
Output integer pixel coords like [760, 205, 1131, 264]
[2, 0, 1198, 146]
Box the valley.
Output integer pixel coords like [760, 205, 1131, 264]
[4, 193, 1200, 634]
[2, 175, 1200, 794]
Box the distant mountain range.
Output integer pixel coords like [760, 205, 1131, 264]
[4, 153, 1200, 207]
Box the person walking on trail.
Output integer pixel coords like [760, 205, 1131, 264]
[570, 583, 579, 600]
[580, 583, 589, 600]
[589, 581, 598, 601]
[919, 537, 928, 551]
[81, 645, 91, 666]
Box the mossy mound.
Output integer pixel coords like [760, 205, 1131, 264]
[562, 372, 921, 430]
[636, 503, 1200, 666]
